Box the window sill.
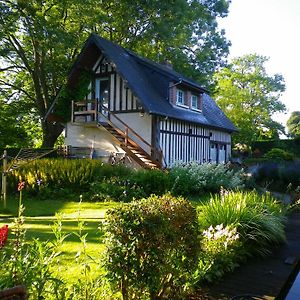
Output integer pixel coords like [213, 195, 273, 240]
[176, 103, 189, 109]
[191, 107, 202, 113]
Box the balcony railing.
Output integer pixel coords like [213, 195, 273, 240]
[71, 99, 98, 123]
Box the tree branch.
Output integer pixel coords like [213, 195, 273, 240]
[0, 79, 35, 101]
[8, 35, 33, 73]
[0, 65, 26, 72]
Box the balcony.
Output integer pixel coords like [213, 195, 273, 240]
[71, 99, 99, 124]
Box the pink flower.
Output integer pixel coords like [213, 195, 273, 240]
[0, 225, 9, 249]
[18, 181, 25, 191]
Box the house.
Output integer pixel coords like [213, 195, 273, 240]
[64, 33, 237, 168]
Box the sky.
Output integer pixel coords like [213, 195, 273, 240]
[218, 0, 300, 129]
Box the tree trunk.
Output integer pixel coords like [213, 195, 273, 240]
[41, 120, 64, 148]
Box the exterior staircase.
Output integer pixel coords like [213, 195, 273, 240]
[71, 99, 163, 169]
[99, 122, 161, 169]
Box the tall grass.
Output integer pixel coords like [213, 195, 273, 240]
[198, 190, 287, 256]
[8, 159, 132, 194]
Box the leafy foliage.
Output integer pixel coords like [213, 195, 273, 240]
[8, 159, 248, 201]
[88, 176, 146, 202]
[0, 201, 111, 299]
[103, 194, 199, 299]
[130, 168, 170, 196]
[198, 190, 286, 256]
[0, 0, 231, 147]
[0, 98, 30, 148]
[287, 111, 300, 139]
[195, 224, 242, 282]
[0, 205, 62, 297]
[169, 162, 244, 196]
[9, 159, 109, 196]
[214, 54, 286, 145]
[264, 148, 294, 161]
[254, 161, 300, 192]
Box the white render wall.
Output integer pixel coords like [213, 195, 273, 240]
[112, 112, 152, 153]
[65, 123, 124, 158]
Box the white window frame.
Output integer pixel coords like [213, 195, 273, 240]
[176, 89, 184, 105]
[191, 95, 198, 109]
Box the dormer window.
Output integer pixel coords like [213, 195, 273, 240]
[176, 89, 184, 105]
[191, 95, 198, 109]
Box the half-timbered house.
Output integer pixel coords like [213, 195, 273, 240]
[64, 33, 237, 168]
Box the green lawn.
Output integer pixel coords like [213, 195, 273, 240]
[0, 194, 209, 283]
[0, 197, 119, 282]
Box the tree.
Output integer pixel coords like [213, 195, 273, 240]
[0, 0, 231, 147]
[213, 54, 286, 146]
[0, 0, 101, 147]
[287, 111, 300, 139]
[93, 0, 231, 85]
[0, 98, 30, 148]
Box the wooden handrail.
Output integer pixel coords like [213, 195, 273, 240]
[99, 104, 165, 168]
[99, 104, 153, 150]
[72, 99, 164, 167]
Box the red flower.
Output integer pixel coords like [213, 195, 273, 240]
[17, 181, 25, 191]
[0, 225, 9, 249]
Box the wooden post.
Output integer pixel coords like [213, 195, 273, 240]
[125, 127, 128, 146]
[71, 100, 74, 123]
[2, 150, 7, 208]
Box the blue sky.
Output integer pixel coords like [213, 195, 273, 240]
[218, 0, 299, 129]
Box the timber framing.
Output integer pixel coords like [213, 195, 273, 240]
[65, 33, 237, 168]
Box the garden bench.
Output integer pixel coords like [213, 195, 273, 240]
[0, 286, 27, 300]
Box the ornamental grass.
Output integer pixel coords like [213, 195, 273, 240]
[198, 189, 287, 257]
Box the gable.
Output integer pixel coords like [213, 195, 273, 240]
[68, 33, 237, 133]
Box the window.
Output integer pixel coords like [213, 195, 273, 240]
[191, 95, 198, 109]
[176, 89, 184, 105]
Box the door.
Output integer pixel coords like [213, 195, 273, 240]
[219, 144, 226, 163]
[95, 78, 109, 121]
[210, 143, 217, 163]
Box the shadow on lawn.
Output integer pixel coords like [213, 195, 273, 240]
[0, 196, 117, 218]
[2, 217, 105, 244]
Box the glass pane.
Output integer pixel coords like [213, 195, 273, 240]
[100, 79, 109, 108]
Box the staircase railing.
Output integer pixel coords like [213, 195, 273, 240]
[72, 99, 164, 168]
[98, 104, 163, 168]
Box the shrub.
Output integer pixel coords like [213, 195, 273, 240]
[88, 176, 146, 202]
[254, 161, 280, 187]
[253, 161, 300, 192]
[198, 190, 286, 257]
[169, 162, 244, 196]
[130, 168, 170, 196]
[264, 148, 294, 161]
[195, 224, 243, 283]
[103, 194, 199, 300]
[278, 161, 300, 189]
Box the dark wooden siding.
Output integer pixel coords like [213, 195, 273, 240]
[159, 118, 232, 167]
[93, 56, 141, 113]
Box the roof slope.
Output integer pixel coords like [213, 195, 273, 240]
[68, 33, 237, 132]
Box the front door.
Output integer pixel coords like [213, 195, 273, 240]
[95, 78, 109, 121]
[219, 144, 226, 163]
[210, 143, 218, 163]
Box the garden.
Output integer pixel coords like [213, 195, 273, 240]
[0, 158, 299, 299]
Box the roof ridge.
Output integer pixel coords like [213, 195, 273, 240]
[126, 49, 208, 92]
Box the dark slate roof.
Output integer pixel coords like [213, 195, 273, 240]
[68, 33, 237, 132]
